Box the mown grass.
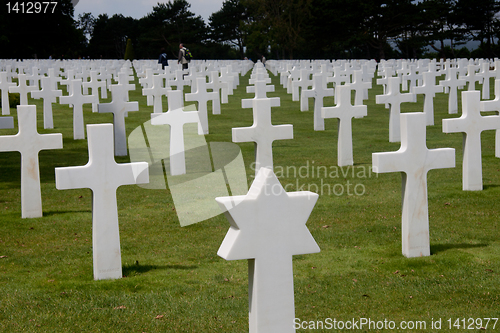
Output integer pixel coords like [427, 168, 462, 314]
[0, 65, 498, 332]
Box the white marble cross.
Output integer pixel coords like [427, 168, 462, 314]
[443, 91, 500, 191]
[9, 74, 38, 105]
[286, 67, 301, 94]
[59, 79, 95, 140]
[31, 77, 62, 129]
[439, 67, 465, 114]
[413, 71, 443, 126]
[233, 97, 293, 176]
[217, 167, 319, 333]
[375, 77, 415, 142]
[55, 124, 149, 280]
[169, 69, 188, 91]
[292, 68, 312, 102]
[480, 79, 500, 157]
[151, 90, 199, 175]
[322, 85, 367, 166]
[402, 65, 420, 93]
[347, 70, 372, 106]
[97, 67, 112, 97]
[83, 71, 107, 112]
[115, 72, 136, 103]
[327, 67, 349, 94]
[139, 68, 155, 105]
[246, 78, 275, 100]
[98, 83, 139, 156]
[0, 72, 16, 115]
[60, 70, 76, 99]
[26, 66, 42, 88]
[0, 105, 63, 218]
[208, 71, 228, 105]
[301, 73, 334, 131]
[204, 71, 222, 114]
[460, 64, 482, 91]
[142, 74, 171, 114]
[373, 112, 455, 257]
[480, 61, 495, 100]
[185, 76, 218, 135]
[47, 68, 62, 92]
[376, 66, 395, 97]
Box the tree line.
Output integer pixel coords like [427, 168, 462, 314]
[1, 0, 499, 61]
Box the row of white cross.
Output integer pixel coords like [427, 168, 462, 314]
[2, 57, 500, 332]
[266, 58, 500, 259]
[0, 58, 252, 278]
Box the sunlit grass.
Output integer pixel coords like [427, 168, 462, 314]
[0, 65, 498, 332]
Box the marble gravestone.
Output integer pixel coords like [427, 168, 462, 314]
[479, 61, 495, 100]
[0, 105, 63, 218]
[31, 76, 62, 129]
[55, 124, 149, 280]
[83, 71, 107, 112]
[300, 73, 334, 131]
[233, 81, 293, 176]
[439, 67, 465, 114]
[348, 70, 372, 106]
[480, 79, 500, 158]
[413, 71, 443, 126]
[322, 85, 367, 166]
[98, 83, 139, 156]
[402, 65, 420, 93]
[139, 68, 155, 106]
[9, 73, 38, 106]
[373, 113, 455, 258]
[208, 71, 228, 106]
[292, 68, 312, 102]
[151, 90, 200, 176]
[375, 76, 415, 142]
[0, 72, 16, 115]
[443, 91, 500, 191]
[142, 74, 171, 114]
[185, 76, 218, 135]
[59, 79, 96, 140]
[217, 167, 320, 333]
[460, 64, 482, 91]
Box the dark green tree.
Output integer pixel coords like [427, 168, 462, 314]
[138, 0, 208, 59]
[455, 0, 500, 57]
[241, 0, 313, 59]
[87, 14, 138, 59]
[302, 0, 369, 59]
[76, 12, 96, 47]
[360, 0, 417, 60]
[124, 38, 135, 61]
[418, 0, 467, 59]
[208, 0, 248, 58]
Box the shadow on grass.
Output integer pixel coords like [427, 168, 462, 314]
[483, 184, 500, 190]
[43, 210, 91, 216]
[431, 243, 488, 255]
[122, 263, 198, 276]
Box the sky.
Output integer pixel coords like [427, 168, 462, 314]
[73, 0, 225, 23]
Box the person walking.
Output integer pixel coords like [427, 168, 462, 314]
[158, 47, 168, 69]
[178, 43, 189, 70]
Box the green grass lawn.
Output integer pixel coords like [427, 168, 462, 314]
[0, 65, 499, 332]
